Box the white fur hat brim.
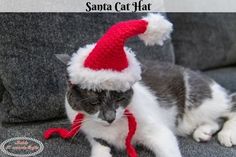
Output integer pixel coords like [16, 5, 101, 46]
[67, 44, 141, 92]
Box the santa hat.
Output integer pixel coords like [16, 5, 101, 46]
[67, 14, 173, 91]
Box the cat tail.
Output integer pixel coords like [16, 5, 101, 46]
[217, 92, 236, 147]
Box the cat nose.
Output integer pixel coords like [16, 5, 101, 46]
[107, 119, 115, 124]
[104, 110, 116, 124]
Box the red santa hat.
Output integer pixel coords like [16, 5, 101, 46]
[67, 14, 173, 91]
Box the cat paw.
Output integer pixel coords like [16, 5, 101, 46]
[91, 145, 112, 157]
[193, 126, 212, 142]
[218, 129, 236, 147]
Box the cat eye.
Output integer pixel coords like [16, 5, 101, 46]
[89, 101, 99, 105]
[116, 97, 126, 102]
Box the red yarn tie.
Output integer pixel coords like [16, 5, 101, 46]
[44, 109, 137, 157]
[44, 113, 84, 139]
[124, 109, 138, 157]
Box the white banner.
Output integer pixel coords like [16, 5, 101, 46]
[0, 0, 236, 12]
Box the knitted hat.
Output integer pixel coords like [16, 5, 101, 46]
[67, 14, 173, 91]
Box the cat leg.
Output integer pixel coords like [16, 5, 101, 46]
[87, 136, 112, 157]
[141, 125, 182, 157]
[218, 93, 236, 147]
[193, 122, 220, 142]
[217, 112, 236, 147]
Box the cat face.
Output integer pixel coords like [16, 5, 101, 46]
[67, 85, 133, 124]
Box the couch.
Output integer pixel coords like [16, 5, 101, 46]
[0, 13, 236, 157]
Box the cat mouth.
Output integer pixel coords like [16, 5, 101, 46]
[101, 120, 116, 126]
[93, 118, 114, 126]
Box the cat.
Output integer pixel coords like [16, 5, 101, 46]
[57, 54, 236, 157]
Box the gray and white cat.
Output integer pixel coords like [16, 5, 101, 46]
[57, 55, 236, 157]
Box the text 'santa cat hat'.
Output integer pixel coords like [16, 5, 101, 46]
[68, 14, 173, 91]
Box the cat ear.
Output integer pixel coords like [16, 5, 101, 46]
[55, 54, 71, 65]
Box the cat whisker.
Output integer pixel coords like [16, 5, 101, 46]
[122, 115, 134, 119]
[123, 114, 133, 116]
[56, 122, 71, 125]
[73, 118, 95, 124]
[68, 119, 96, 143]
[67, 124, 82, 133]
[56, 118, 96, 126]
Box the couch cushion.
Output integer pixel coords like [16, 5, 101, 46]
[0, 79, 4, 103]
[168, 13, 236, 70]
[0, 119, 235, 157]
[204, 67, 236, 93]
[0, 13, 174, 123]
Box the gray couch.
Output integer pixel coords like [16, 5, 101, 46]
[0, 13, 236, 157]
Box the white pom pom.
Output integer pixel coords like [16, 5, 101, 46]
[139, 13, 173, 46]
